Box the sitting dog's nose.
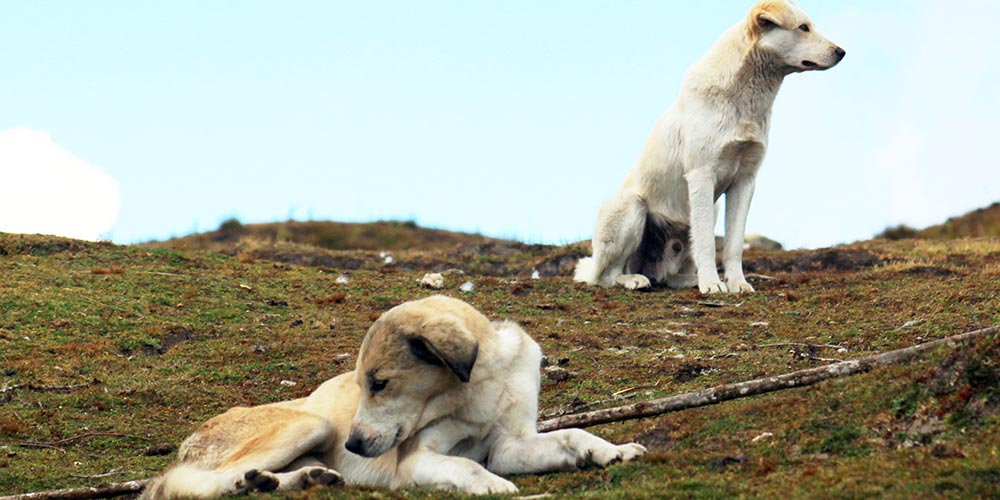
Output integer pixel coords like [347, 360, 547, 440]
[834, 47, 846, 61]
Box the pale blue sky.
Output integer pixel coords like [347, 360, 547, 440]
[1, 1, 998, 248]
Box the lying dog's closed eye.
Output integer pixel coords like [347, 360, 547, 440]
[575, 0, 844, 294]
[141, 296, 645, 498]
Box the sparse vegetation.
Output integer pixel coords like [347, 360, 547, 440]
[917, 202, 1000, 239]
[876, 224, 918, 241]
[1, 209, 999, 498]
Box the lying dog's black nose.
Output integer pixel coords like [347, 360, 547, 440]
[834, 47, 846, 61]
[345, 434, 365, 456]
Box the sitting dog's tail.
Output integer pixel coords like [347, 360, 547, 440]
[573, 257, 597, 284]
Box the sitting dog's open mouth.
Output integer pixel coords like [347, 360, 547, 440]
[801, 60, 818, 68]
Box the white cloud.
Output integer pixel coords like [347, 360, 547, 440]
[0, 128, 120, 241]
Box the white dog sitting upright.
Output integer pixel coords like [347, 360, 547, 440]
[575, 0, 844, 294]
[140, 296, 645, 499]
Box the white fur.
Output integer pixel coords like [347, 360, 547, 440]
[575, 0, 844, 294]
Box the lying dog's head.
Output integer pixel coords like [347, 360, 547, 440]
[747, 0, 845, 73]
[345, 295, 487, 458]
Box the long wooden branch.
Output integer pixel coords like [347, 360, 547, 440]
[538, 325, 997, 432]
[4, 325, 995, 500]
[0, 480, 149, 500]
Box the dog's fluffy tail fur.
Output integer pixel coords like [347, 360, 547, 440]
[572, 257, 598, 284]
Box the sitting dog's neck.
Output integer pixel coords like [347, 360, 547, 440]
[682, 23, 785, 126]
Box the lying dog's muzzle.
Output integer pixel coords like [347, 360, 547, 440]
[344, 431, 371, 457]
[344, 426, 401, 458]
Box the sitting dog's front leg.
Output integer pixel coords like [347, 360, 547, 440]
[488, 429, 646, 475]
[396, 449, 518, 495]
[685, 169, 727, 294]
[723, 176, 756, 293]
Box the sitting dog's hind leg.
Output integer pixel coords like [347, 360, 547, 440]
[575, 192, 647, 288]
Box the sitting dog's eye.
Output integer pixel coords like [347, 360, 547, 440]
[371, 379, 388, 393]
[799, 24, 810, 32]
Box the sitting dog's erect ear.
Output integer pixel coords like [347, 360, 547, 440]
[754, 11, 779, 31]
[750, 1, 792, 33]
[408, 314, 479, 383]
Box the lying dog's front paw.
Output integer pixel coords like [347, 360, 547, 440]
[580, 442, 646, 469]
[698, 279, 728, 294]
[615, 274, 652, 291]
[465, 473, 518, 495]
[616, 442, 647, 463]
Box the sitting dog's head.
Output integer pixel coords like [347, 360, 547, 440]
[345, 295, 485, 458]
[747, 0, 845, 73]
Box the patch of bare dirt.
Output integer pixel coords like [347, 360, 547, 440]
[744, 248, 883, 274]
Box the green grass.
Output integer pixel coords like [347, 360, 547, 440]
[1, 232, 999, 498]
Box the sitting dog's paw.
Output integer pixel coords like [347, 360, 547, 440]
[243, 469, 279, 492]
[616, 442, 647, 463]
[698, 279, 728, 294]
[726, 279, 754, 293]
[300, 466, 343, 488]
[615, 274, 652, 291]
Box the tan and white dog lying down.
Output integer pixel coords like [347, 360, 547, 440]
[574, 0, 844, 294]
[141, 296, 645, 499]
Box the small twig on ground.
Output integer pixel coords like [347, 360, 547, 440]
[69, 471, 126, 480]
[0, 480, 150, 500]
[51, 432, 149, 446]
[15, 442, 66, 453]
[696, 300, 744, 308]
[76, 294, 146, 320]
[758, 342, 846, 350]
[796, 354, 842, 363]
[137, 271, 187, 277]
[709, 352, 739, 360]
[895, 318, 925, 330]
[746, 273, 778, 281]
[612, 384, 659, 398]
[10, 432, 147, 457]
[1, 380, 100, 395]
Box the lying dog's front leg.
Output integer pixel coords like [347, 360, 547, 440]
[685, 169, 727, 294]
[487, 429, 646, 475]
[396, 449, 518, 494]
[723, 175, 756, 293]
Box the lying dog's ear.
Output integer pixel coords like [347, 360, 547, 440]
[408, 315, 479, 383]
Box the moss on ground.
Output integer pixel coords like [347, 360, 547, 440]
[1, 231, 998, 498]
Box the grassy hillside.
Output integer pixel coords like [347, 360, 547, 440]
[878, 202, 1000, 241]
[1, 231, 999, 499]
[146, 219, 506, 253]
[917, 202, 1000, 240]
